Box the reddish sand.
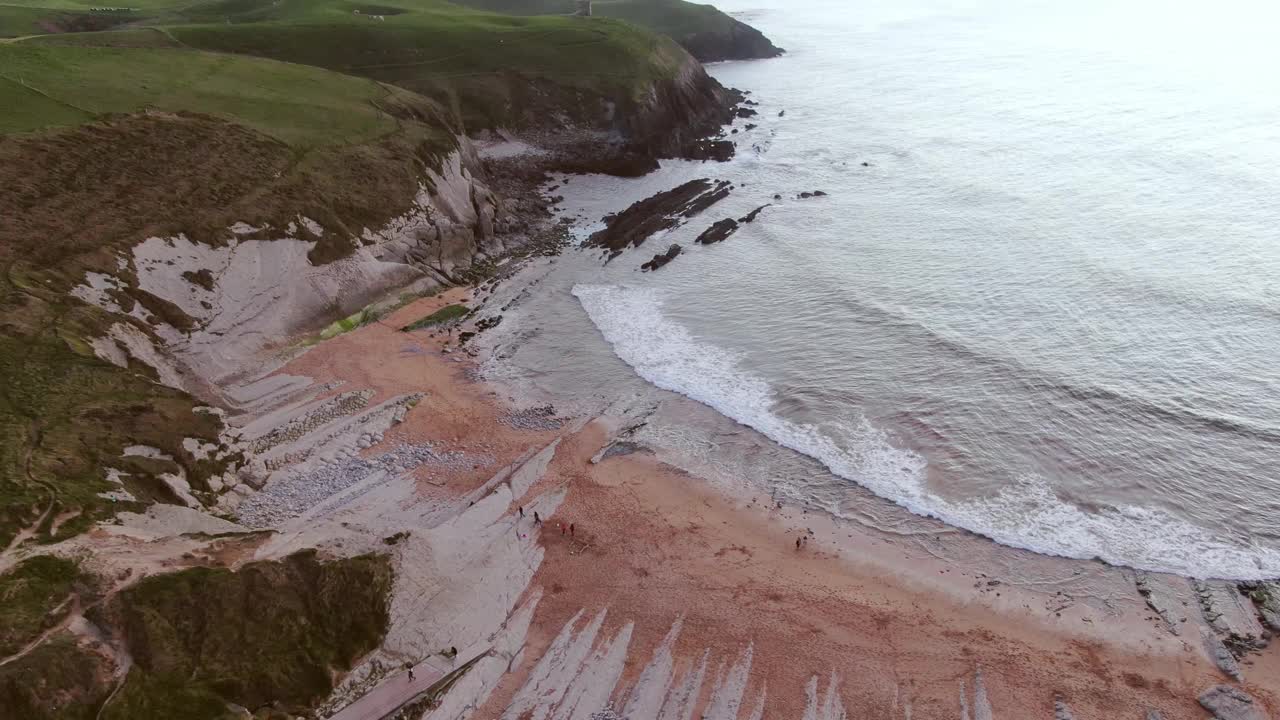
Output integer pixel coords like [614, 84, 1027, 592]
[275, 292, 1278, 719]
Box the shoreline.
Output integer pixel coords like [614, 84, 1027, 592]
[251, 279, 1277, 717]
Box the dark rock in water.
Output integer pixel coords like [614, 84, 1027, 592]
[773, 193, 782, 200]
[475, 315, 502, 332]
[744, 123, 757, 130]
[553, 153, 658, 178]
[735, 106, 758, 119]
[731, 129, 739, 134]
[585, 179, 732, 257]
[684, 139, 735, 162]
[738, 204, 770, 223]
[798, 190, 827, 199]
[695, 218, 740, 245]
[681, 183, 731, 218]
[641, 244, 682, 272]
[798, 192, 813, 199]
[1199, 686, 1267, 720]
[778, 109, 786, 117]
[813, 190, 828, 196]
[861, 161, 871, 167]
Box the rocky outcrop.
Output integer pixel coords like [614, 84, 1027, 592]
[586, 179, 731, 257]
[641, 244, 682, 271]
[695, 218, 740, 244]
[1240, 581, 1280, 631]
[1198, 685, 1268, 720]
[680, 17, 785, 62]
[739, 204, 770, 223]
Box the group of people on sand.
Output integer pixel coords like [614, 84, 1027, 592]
[518, 506, 575, 537]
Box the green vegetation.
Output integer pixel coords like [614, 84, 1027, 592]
[96, 550, 392, 719]
[0, 44, 398, 143]
[0, 632, 111, 720]
[11, 0, 689, 130]
[401, 303, 469, 331]
[318, 306, 384, 340]
[453, 0, 729, 35]
[0, 552, 392, 720]
[446, 0, 781, 60]
[0, 555, 85, 657]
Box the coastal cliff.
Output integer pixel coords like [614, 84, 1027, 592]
[0, 1, 747, 715]
[679, 15, 784, 61]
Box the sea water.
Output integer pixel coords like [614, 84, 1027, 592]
[489, 0, 1280, 580]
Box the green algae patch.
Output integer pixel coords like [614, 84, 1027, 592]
[401, 303, 468, 332]
[98, 550, 392, 720]
[319, 307, 384, 340]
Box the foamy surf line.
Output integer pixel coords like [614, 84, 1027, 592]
[572, 283, 1280, 581]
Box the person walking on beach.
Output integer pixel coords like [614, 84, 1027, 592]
[570, 523, 575, 537]
[407, 663, 415, 682]
[533, 511, 541, 525]
[796, 536, 802, 550]
[519, 506, 524, 518]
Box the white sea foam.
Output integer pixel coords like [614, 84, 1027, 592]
[573, 283, 1280, 580]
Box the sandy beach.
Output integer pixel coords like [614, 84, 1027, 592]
[233, 287, 1279, 719]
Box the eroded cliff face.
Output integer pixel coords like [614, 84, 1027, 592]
[680, 17, 785, 62]
[623, 54, 742, 159]
[72, 148, 508, 391]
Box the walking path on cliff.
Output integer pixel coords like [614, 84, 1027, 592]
[327, 647, 491, 720]
[326, 661, 446, 720]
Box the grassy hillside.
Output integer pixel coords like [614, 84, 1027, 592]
[17, 0, 693, 132]
[448, 0, 783, 60]
[0, 44, 400, 142]
[0, 39, 458, 549]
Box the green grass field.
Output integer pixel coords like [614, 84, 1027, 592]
[0, 44, 399, 143]
[8, 0, 690, 132]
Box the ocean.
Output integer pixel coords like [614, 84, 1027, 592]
[483, 0, 1280, 580]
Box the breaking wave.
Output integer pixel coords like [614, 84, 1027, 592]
[573, 283, 1280, 580]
